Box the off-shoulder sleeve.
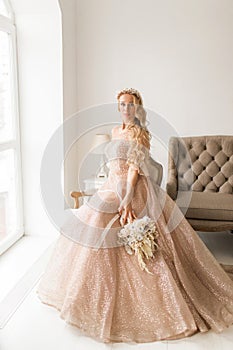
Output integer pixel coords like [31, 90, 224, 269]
[126, 140, 150, 175]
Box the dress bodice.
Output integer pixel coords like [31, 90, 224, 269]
[104, 138, 129, 159]
[104, 137, 150, 177]
[104, 138, 132, 176]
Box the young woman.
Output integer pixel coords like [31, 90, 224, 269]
[36, 88, 233, 344]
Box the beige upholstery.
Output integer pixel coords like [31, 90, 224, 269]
[148, 156, 163, 187]
[166, 135, 233, 232]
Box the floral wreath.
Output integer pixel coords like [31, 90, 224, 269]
[116, 87, 143, 106]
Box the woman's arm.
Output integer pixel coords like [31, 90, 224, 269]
[126, 166, 139, 200]
[118, 166, 139, 225]
[117, 135, 149, 226]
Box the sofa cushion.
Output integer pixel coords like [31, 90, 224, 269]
[176, 191, 233, 221]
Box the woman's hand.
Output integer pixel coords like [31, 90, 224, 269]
[118, 202, 137, 226]
[117, 173, 138, 226]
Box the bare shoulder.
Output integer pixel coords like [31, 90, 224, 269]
[111, 125, 121, 135]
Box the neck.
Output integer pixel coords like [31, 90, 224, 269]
[122, 118, 136, 129]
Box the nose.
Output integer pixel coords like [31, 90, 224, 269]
[123, 104, 131, 112]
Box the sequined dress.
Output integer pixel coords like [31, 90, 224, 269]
[36, 130, 233, 344]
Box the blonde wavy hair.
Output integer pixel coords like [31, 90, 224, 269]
[116, 88, 152, 150]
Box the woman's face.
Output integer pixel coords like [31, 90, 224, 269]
[118, 94, 138, 125]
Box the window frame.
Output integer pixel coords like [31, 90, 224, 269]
[0, 0, 13, 20]
[0, 1, 24, 255]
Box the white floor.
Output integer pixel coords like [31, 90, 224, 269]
[0, 231, 233, 350]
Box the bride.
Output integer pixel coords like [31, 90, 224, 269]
[36, 87, 233, 344]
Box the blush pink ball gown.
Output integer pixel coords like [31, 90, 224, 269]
[36, 129, 233, 344]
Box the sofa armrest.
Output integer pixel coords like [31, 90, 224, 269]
[166, 137, 178, 200]
[166, 177, 177, 200]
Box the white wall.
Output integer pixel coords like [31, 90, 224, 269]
[10, 0, 233, 229]
[71, 0, 233, 189]
[10, 0, 63, 237]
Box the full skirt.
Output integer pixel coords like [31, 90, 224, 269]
[36, 175, 233, 343]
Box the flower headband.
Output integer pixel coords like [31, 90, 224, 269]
[116, 88, 143, 105]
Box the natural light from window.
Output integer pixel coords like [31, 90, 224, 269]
[0, 0, 10, 18]
[0, 0, 24, 255]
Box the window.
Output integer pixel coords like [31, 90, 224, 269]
[0, 0, 24, 255]
[0, 0, 11, 18]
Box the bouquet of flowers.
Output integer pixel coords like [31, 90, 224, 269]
[117, 215, 160, 275]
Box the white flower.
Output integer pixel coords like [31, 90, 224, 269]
[117, 215, 159, 274]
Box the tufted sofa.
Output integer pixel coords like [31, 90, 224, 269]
[166, 135, 233, 232]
